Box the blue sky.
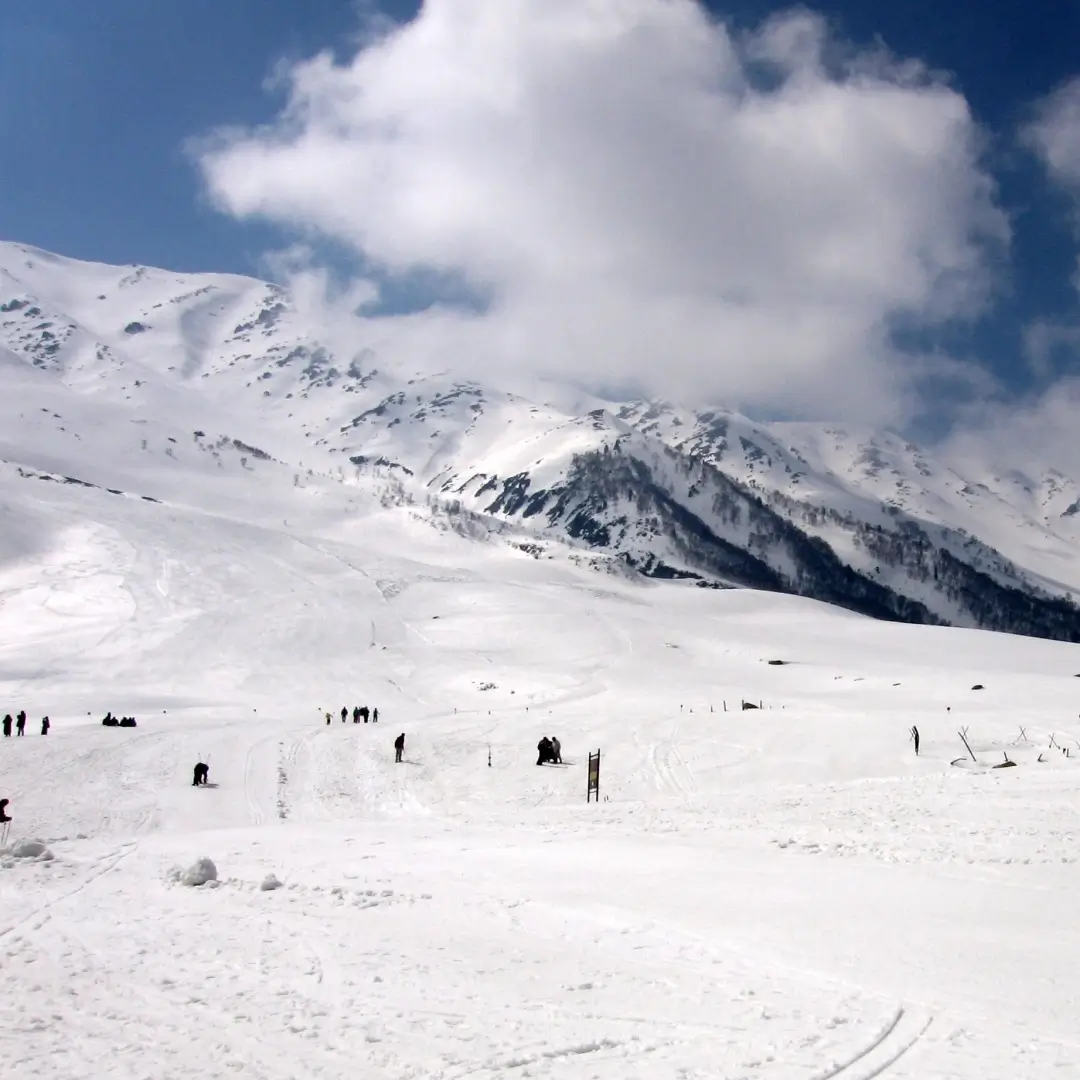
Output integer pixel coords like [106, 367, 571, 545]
[3, 1, 1080, 426]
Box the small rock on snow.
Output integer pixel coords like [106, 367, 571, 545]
[10, 839, 54, 861]
[181, 857, 218, 887]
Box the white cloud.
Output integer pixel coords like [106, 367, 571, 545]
[944, 376, 1080, 479]
[1028, 77, 1080, 193]
[197, 0, 1006, 422]
[1028, 76, 1080, 304]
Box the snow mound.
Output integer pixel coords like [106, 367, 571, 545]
[259, 873, 283, 891]
[9, 839, 54, 861]
[180, 857, 218, 887]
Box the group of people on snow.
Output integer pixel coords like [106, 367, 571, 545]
[537, 735, 562, 765]
[3, 711, 49, 737]
[327, 705, 379, 725]
[101, 712, 137, 728]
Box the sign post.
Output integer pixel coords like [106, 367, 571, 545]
[587, 749, 601, 803]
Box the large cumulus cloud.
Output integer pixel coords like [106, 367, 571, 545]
[197, 0, 1006, 422]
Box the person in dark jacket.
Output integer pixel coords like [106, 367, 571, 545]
[550, 736, 562, 764]
[372, 707, 379, 723]
[394, 733, 405, 763]
[2, 715, 11, 738]
[341, 706, 348, 724]
[537, 736, 553, 765]
[15, 712, 26, 736]
[0, 798, 10, 845]
[352, 706, 361, 723]
[40, 717, 50, 736]
[361, 706, 370, 723]
[192, 762, 210, 786]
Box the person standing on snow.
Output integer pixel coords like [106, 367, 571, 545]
[550, 736, 562, 764]
[40, 717, 50, 736]
[15, 712, 25, 736]
[537, 736, 553, 766]
[341, 706, 348, 724]
[192, 762, 209, 786]
[2, 715, 11, 738]
[372, 707, 378, 723]
[0, 798, 10, 846]
[394, 733, 405, 763]
[325, 711, 332, 726]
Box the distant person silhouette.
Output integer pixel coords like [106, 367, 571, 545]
[40, 717, 50, 736]
[394, 733, 405, 763]
[192, 762, 210, 786]
[372, 707, 378, 723]
[15, 711, 26, 736]
[2, 715, 11, 738]
[537, 736, 553, 765]
[341, 706, 348, 724]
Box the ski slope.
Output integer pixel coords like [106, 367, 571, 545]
[2, 240, 1080, 1076]
[3, 450, 1080, 1079]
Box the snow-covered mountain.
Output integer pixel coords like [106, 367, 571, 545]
[4, 239, 1080, 640]
[7, 240, 1080, 1077]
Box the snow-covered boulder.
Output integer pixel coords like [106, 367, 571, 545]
[260, 873, 283, 891]
[10, 839, 53, 861]
[180, 857, 218, 887]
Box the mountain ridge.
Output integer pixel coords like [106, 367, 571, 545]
[4, 239, 1080, 640]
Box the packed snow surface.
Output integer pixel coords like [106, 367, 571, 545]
[0, 242, 1079, 1077]
[3, 487, 1080, 1079]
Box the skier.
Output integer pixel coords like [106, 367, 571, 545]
[341, 706, 348, 724]
[550, 736, 562, 764]
[192, 762, 210, 786]
[537, 736, 553, 766]
[394, 733, 405, 763]
[40, 716, 50, 736]
[0, 798, 10, 846]
[15, 712, 25, 737]
[372, 707, 378, 723]
[2, 715, 11, 738]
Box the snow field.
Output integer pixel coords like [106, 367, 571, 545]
[1, 413, 1080, 1075]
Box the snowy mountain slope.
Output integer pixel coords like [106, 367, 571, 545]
[4, 394, 1080, 1076]
[5, 245, 1080, 1077]
[4, 240, 1080, 640]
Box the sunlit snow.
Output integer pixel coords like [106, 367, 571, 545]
[1, 243, 1078, 1077]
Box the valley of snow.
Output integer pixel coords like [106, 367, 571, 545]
[2, 242, 1080, 1077]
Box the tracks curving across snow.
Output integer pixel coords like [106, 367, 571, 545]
[814, 1006, 933, 1080]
